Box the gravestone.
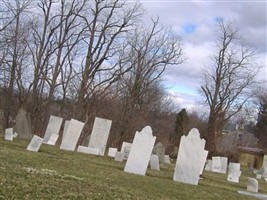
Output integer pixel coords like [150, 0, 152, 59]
[220, 157, 228, 173]
[77, 146, 99, 155]
[27, 135, 43, 152]
[173, 128, 207, 185]
[247, 178, 258, 193]
[164, 155, 171, 164]
[60, 119, 84, 151]
[258, 167, 267, 177]
[121, 142, 132, 160]
[5, 128, 13, 141]
[115, 152, 124, 162]
[205, 160, 212, 171]
[212, 156, 221, 172]
[227, 163, 241, 183]
[152, 142, 165, 163]
[150, 155, 160, 171]
[124, 126, 156, 176]
[43, 115, 63, 144]
[88, 117, 112, 156]
[46, 134, 59, 145]
[256, 174, 262, 179]
[14, 107, 32, 140]
[262, 155, 267, 168]
[108, 148, 117, 157]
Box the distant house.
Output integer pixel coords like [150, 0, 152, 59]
[216, 129, 259, 162]
[237, 147, 264, 169]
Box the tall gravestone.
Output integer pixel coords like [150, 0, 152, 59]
[62, 120, 70, 142]
[124, 126, 156, 176]
[88, 117, 112, 156]
[173, 128, 208, 185]
[43, 115, 63, 144]
[14, 108, 32, 140]
[60, 119, 84, 151]
[152, 142, 165, 163]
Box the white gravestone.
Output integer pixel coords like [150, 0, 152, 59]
[88, 117, 112, 156]
[115, 152, 124, 162]
[212, 156, 221, 172]
[60, 119, 84, 151]
[108, 148, 117, 157]
[220, 157, 228, 173]
[150, 155, 160, 171]
[43, 115, 63, 144]
[46, 134, 59, 145]
[247, 178, 258, 193]
[77, 146, 99, 155]
[227, 163, 241, 183]
[5, 128, 13, 141]
[262, 155, 267, 168]
[256, 174, 262, 179]
[124, 126, 156, 176]
[164, 155, 171, 164]
[173, 128, 207, 185]
[27, 135, 44, 152]
[121, 142, 132, 159]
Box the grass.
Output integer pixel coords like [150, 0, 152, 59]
[0, 136, 266, 200]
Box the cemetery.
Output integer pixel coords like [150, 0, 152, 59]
[1, 116, 267, 200]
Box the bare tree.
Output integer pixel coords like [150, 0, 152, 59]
[201, 19, 260, 156]
[115, 18, 184, 145]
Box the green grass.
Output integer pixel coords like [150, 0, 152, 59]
[0, 137, 266, 200]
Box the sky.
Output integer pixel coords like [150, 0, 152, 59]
[140, 0, 267, 111]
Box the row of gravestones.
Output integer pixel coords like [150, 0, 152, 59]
[4, 119, 267, 196]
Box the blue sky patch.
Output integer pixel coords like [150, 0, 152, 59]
[183, 23, 197, 34]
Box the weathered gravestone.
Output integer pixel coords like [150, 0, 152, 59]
[14, 108, 32, 140]
[43, 115, 63, 144]
[77, 146, 99, 155]
[173, 128, 207, 185]
[108, 148, 117, 157]
[212, 156, 221, 172]
[262, 155, 267, 168]
[5, 128, 13, 141]
[164, 155, 171, 164]
[150, 155, 160, 171]
[227, 163, 241, 183]
[60, 119, 84, 151]
[27, 135, 43, 152]
[247, 178, 258, 193]
[121, 142, 132, 160]
[88, 117, 112, 156]
[152, 142, 165, 163]
[124, 126, 156, 176]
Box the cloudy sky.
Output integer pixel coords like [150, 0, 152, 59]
[140, 0, 267, 110]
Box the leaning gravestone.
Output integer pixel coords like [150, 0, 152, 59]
[62, 120, 70, 141]
[5, 128, 13, 141]
[27, 135, 43, 152]
[14, 107, 32, 140]
[152, 142, 165, 163]
[60, 119, 84, 151]
[173, 128, 208, 185]
[150, 155, 160, 171]
[88, 117, 112, 156]
[43, 115, 63, 144]
[212, 156, 222, 172]
[227, 163, 241, 183]
[124, 126, 156, 176]
[247, 178, 258, 193]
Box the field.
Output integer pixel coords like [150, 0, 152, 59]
[0, 136, 266, 200]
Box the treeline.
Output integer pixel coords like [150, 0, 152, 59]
[0, 0, 186, 148]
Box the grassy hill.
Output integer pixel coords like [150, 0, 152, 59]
[0, 136, 265, 200]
